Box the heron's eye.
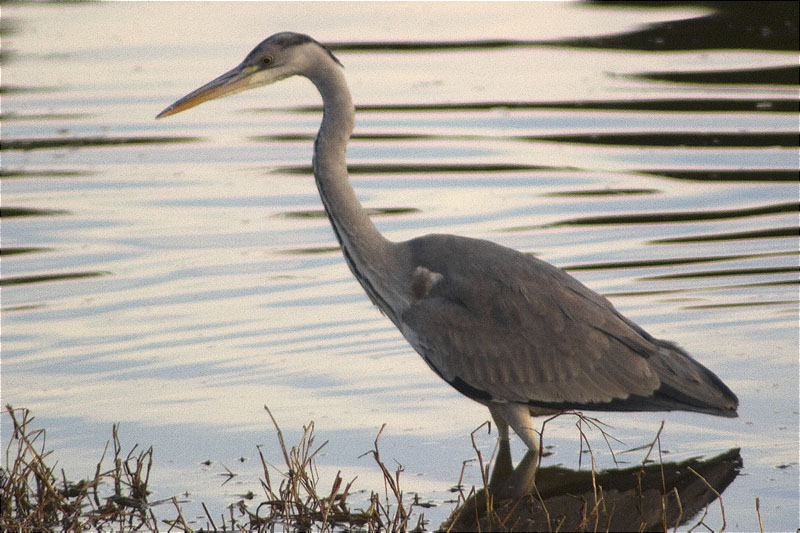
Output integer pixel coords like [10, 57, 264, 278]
[262, 56, 273, 66]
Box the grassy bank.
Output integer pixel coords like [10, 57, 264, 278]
[1, 405, 750, 532]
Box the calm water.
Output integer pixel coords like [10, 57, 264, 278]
[2, 2, 798, 530]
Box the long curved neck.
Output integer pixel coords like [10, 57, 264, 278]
[304, 53, 401, 318]
[308, 63, 381, 250]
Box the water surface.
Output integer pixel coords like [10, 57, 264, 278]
[2, 2, 798, 530]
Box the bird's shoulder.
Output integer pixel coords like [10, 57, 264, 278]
[403, 233, 610, 321]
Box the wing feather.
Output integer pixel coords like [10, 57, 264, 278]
[400, 234, 661, 407]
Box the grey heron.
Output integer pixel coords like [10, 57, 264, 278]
[157, 32, 738, 469]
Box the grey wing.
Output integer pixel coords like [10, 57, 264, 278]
[399, 239, 662, 407]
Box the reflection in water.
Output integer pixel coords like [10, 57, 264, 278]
[1, 136, 200, 151]
[273, 99, 799, 113]
[1, 207, 69, 218]
[633, 65, 799, 86]
[532, 132, 798, 147]
[558, 2, 797, 52]
[0, 247, 52, 256]
[645, 170, 798, 183]
[0, 271, 109, 287]
[650, 227, 798, 244]
[547, 202, 798, 227]
[279, 207, 420, 219]
[444, 439, 742, 532]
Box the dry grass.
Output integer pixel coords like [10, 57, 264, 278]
[1, 405, 748, 532]
[227, 406, 424, 532]
[0, 405, 422, 532]
[1, 404, 161, 531]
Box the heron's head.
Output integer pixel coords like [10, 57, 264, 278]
[156, 32, 341, 118]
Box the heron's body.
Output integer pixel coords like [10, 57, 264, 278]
[158, 32, 738, 462]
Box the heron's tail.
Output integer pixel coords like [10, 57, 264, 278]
[649, 340, 738, 418]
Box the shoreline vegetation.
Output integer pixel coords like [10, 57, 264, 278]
[1, 405, 752, 532]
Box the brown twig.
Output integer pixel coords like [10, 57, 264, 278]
[755, 497, 764, 533]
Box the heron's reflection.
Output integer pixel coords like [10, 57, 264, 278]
[443, 439, 741, 532]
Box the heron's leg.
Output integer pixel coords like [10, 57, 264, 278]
[488, 403, 540, 496]
[488, 427, 513, 490]
[489, 402, 539, 457]
[497, 449, 538, 498]
[489, 405, 510, 441]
